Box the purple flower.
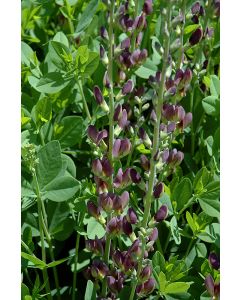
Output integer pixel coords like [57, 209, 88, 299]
[148, 227, 158, 242]
[103, 71, 110, 88]
[136, 278, 155, 295]
[91, 260, 109, 280]
[112, 191, 129, 213]
[143, 0, 153, 15]
[126, 207, 138, 224]
[107, 272, 125, 293]
[205, 274, 215, 297]
[167, 149, 184, 167]
[85, 237, 105, 256]
[140, 154, 150, 171]
[154, 204, 168, 222]
[122, 216, 133, 236]
[122, 80, 133, 95]
[88, 125, 108, 145]
[208, 252, 220, 270]
[191, 2, 200, 15]
[100, 26, 109, 40]
[130, 168, 141, 184]
[139, 265, 152, 282]
[113, 138, 132, 158]
[87, 201, 101, 219]
[189, 28, 203, 46]
[106, 216, 123, 235]
[93, 86, 104, 104]
[153, 182, 164, 198]
[99, 193, 114, 213]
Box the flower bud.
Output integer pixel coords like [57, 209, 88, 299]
[191, 2, 200, 15]
[208, 252, 220, 270]
[153, 182, 164, 198]
[189, 28, 203, 46]
[100, 26, 109, 40]
[101, 157, 113, 177]
[92, 159, 103, 176]
[88, 125, 108, 146]
[118, 69, 126, 82]
[106, 216, 123, 235]
[122, 80, 133, 95]
[100, 45, 109, 65]
[122, 216, 133, 236]
[87, 201, 101, 219]
[85, 237, 104, 256]
[126, 207, 138, 224]
[93, 86, 104, 104]
[148, 227, 158, 242]
[107, 273, 124, 293]
[113, 138, 131, 158]
[143, 0, 153, 15]
[136, 278, 155, 295]
[128, 239, 141, 260]
[205, 274, 215, 297]
[140, 154, 150, 171]
[139, 265, 152, 282]
[99, 193, 113, 213]
[103, 71, 111, 88]
[139, 127, 152, 148]
[154, 204, 168, 222]
[121, 38, 130, 50]
[91, 260, 109, 280]
[130, 168, 141, 184]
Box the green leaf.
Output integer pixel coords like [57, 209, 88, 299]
[21, 252, 46, 269]
[198, 181, 220, 218]
[152, 251, 166, 271]
[87, 217, 105, 239]
[135, 59, 158, 79]
[35, 72, 72, 94]
[53, 32, 69, 48]
[82, 52, 100, 77]
[48, 41, 71, 70]
[21, 283, 30, 298]
[186, 211, 196, 234]
[197, 223, 220, 245]
[210, 75, 220, 97]
[172, 178, 192, 212]
[76, 45, 89, 65]
[184, 24, 199, 35]
[76, 0, 99, 34]
[193, 167, 210, 194]
[84, 280, 96, 300]
[36, 141, 62, 188]
[46, 257, 69, 268]
[195, 243, 207, 258]
[170, 216, 181, 245]
[205, 136, 214, 156]
[164, 282, 191, 294]
[54, 116, 83, 149]
[33, 98, 52, 127]
[43, 176, 80, 202]
[202, 96, 219, 116]
[159, 271, 167, 293]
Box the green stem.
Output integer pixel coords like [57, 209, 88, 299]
[72, 233, 80, 300]
[76, 79, 92, 121]
[102, 1, 115, 297]
[33, 171, 52, 300]
[190, 84, 195, 156]
[130, 0, 140, 52]
[176, 0, 187, 69]
[129, 3, 172, 299]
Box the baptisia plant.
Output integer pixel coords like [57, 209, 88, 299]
[84, 0, 194, 299]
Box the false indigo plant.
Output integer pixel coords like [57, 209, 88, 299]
[21, 0, 220, 299]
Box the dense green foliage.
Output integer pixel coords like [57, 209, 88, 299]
[21, 0, 220, 299]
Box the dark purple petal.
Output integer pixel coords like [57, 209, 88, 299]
[167, 122, 176, 133]
[121, 37, 131, 49]
[113, 139, 121, 158]
[155, 204, 168, 222]
[100, 26, 109, 40]
[122, 216, 133, 236]
[130, 168, 141, 184]
[103, 71, 110, 88]
[92, 159, 102, 176]
[139, 265, 152, 282]
[126, 207, 138, 224]
[99, 193, 113, 213]
[122, 80, 133, 95]
[191, 2, 200, 14]
[88, 125, 98, 143]
[96, 129, 108, 145]
[140, 154, 150, 171]
[205, 274, 215, 296]
[101, 157, 113, 177]
[119, 138, 132, 156]
[208, 252, 220, 270]
[100, 45, 105, 59]
[189, 28, 203, 46]
[143, 0, 153, 15]
[87, 201, 100, 219]
[153, 182, 164, 198]
[113, 168, 123, 188]
[93, 86, 104, 104]
[148, 227, 158, 242]
[119, 109, 129, 128]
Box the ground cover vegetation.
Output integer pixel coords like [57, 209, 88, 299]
[21, 0, 220, 299]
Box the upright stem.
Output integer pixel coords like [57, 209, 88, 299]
[176, 0, 187, 69]
[102, 1, 115, 297]
[76, 79, 92, 121]
[33, 171, 52, 300]
[130, 0, 139, 51]
[129, 3, 172, 299]
[72, 212, 83, 300]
